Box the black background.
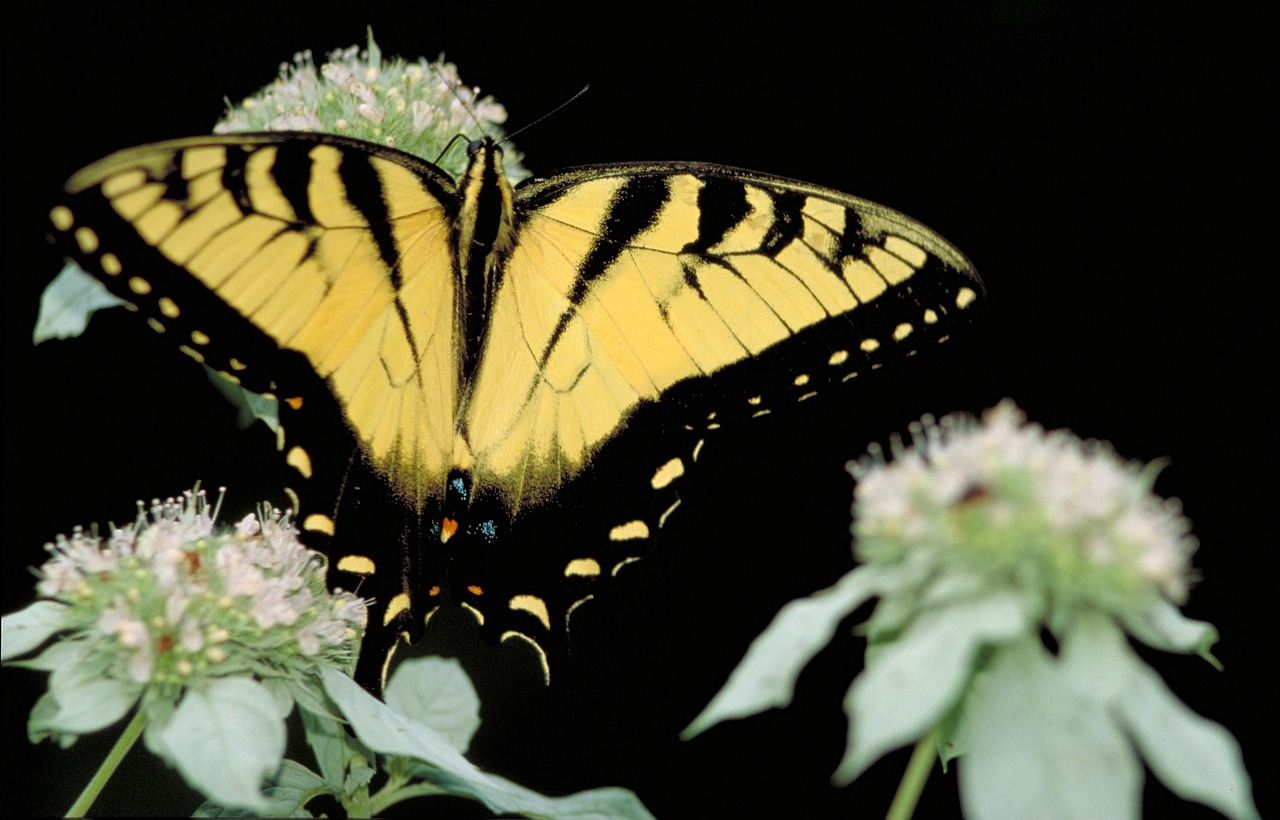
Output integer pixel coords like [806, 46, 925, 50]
[5, 3, 1269, 817]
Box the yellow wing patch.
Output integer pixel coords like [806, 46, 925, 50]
[62, 135, 461, 509]
[463, 167, 977, 508]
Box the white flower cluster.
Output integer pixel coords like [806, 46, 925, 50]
[850, 401, 1196, 621]
[35, 490, 366, 688]
[214, 33, 526, 181]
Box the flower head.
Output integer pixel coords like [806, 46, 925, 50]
[31, 489, 366, 698]
[849, 401, 1196, 628]
[215, 31, 526, 182]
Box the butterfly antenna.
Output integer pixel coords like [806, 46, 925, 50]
[426, 57, 496, 166]
[433, 133, 470, 167]
[499, 85, 590, 146]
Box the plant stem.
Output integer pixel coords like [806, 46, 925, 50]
[885, 729, 939, 820]
[66, 709, 146, 817]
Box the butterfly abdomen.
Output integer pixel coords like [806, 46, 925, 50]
[455, 138, 517, 385]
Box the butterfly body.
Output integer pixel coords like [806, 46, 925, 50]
[51, 131, 980, 689]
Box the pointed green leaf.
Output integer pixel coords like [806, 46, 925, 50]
[300, 705, 355, 788]
[11, 635, 86, 671]
[684, 567, 880, 738]
[206, 368, 281, 432]
[322, 667, 653, 819]
[1, 601, 70, 659]
[1121, 600, 1220, 665]
[34, 263, 128, 344]
[1117, 659, 1258, 819]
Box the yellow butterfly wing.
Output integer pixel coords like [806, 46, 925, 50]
[54, 133, 461, 514]
[463, 163, 980, 513]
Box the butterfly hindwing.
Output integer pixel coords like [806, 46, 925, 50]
[51, 132, 980, 691]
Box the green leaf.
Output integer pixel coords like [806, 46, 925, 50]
[1116, 657, 1259, 819]
[194, 760, 327, 817]
[958, 639, 1141, 820]
[299, 705, 355, 789]
[33, 263, 127, 344]
[1120, 600, 1220, 666]
[151, 677, 286, 813]
[835, 590, 1030, 783]
[283, 676, 342, 723]
[385, 657, 481, 753]
[27, 692, 63, 745]
[684, 567, 881, 739]
[322, 667, 654, 819]
[10, 633, 89, 672]
[205, 366, 281, 432]
[261, 678, 300, 719]
[1, 601, 70, 659]
[37, 643, 142, 737]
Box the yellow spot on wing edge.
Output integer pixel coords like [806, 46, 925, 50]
[893, 323, 913, 341]
[957, 286, 978, 309]
[650, 457, 685, 489]
[611, 556, 643, 576]
[337, 554, 376, 575]
[303, 513, 335, 535]
[565, 558, 602, 577]
[609, 520, 650, 541]
[567, 595, 595, 619]
[500, 631, 550, 684]
[383, 593, 411, 627]
[658, 499, 682, 528]
[75, 226, 99, 254]
[828, 350, 849, 366]
[191, 330, 210, 345]
[286, 446, 313, 479]
[129, 276, 151, 295]
[460, 602, 484, 626]
[100, 253, 122, 275]
[509, 595, 551, 630]
[50, 205, 73, 232]
[379, 642, 402, 691]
